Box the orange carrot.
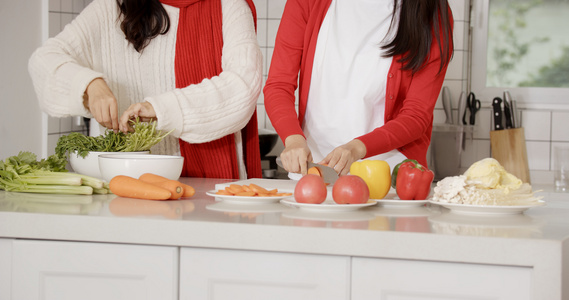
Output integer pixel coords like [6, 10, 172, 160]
[180, 183, 195, 198]
[109, 175, 171, 200]
[249, 183, 269, 194]
[150, 180, 184, 200]
[308, 166, 322, 177]
[139, 173, 171, 183]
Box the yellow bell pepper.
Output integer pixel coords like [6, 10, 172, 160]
[349, 160, 391, 199]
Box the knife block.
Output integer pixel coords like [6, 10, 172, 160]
[489, 127, 531, 183]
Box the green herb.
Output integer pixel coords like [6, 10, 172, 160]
[0, 152, 107, 195]
[55, 119, 173, 159]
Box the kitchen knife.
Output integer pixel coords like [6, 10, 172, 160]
[442, 86, 453, 124]
[503, 97, 513, 129]
[275, 157, 339, 184]
[492, 97, 504, 131]
[504, 90, 516, 128]
[510, 99, 518, 128]
[457, 91, 467, 125]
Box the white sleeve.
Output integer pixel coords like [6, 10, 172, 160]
[28, 0, 110, 118]
[147, 0, 263, 143]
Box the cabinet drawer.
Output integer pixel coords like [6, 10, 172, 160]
[352, 257, 531, 300]
[12, 240, 178, 300]
[180, 248, 350, 300]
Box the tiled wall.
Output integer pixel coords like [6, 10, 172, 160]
[46, 0, 92, 156]
[46, 0, 568, 184]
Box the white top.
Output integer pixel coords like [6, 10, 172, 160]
[28, 0, 262, 179]
[304, 0, 406, 168]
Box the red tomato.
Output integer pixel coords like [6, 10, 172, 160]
[332, 175, 370, 204]
[294, 174, 327, 204]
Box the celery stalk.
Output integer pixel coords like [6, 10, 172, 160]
[7, 185, 93, 195]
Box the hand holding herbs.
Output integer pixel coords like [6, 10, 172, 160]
[0, 152, 109, 195]
[56, 119, 173, 158]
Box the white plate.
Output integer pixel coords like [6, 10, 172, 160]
[428, 200, 546, 215]
[375, 199, 429, 208]
[206, 190, 289, 204]
[206, 202, 292, 213]
[280, 198, 377, 212]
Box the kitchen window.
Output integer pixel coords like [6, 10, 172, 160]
[471, 0, 569, 107]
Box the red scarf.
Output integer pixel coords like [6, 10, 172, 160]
[159, 0, 261, 179]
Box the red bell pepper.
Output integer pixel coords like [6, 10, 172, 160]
[392, 159, 434, 200]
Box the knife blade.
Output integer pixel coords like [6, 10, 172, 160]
[308, 162, 339, 184]
[510, 99, 518, 128]
[492, 97, 504, 131]
[503, 97, 513, 129]
[457, 91, 467, 125]
[442, 86, 453, 124]
[275, 157, 339, 184]
[504, 90, 516, 128]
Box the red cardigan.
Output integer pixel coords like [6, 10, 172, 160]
[263, 0, 453, 167]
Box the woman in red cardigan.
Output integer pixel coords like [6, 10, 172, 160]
[264, 0, 454, 176]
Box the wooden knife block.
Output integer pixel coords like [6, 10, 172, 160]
[490, 127, 531, 183]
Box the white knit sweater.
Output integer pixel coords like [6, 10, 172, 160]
[28, 0, 263, 156]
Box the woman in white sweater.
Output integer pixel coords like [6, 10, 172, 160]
[28, 0, 263, 179]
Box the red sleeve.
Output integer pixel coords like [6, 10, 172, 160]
[262, 0, 307, 143]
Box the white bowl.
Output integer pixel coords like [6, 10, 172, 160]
[98, 154, 184, 182]
[69, 151, 149, 179]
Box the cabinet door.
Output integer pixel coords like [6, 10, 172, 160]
[180, 248, 350, 300]
[0, 238, 13, 300]
[352, 257, 531, 300]
[12, 240, 178, 300]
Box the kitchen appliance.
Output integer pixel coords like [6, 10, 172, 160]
[429, 124, 473, 181]
[259, 129, 279, 178]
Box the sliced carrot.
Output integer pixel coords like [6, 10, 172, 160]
[139, 173, 170, 183]
[267, 189, 278, 195]
[227, 184, 245, 194]
[249, 183, 269, 194]
[242, 185, 252, 192]
[149, 180, 184, 200]
[109, 175, 171, 200]
[235, 191, 256, 197]
[216, 190, 233, 195]
[307, 166, 322, 177]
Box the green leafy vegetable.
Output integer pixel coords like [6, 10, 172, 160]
[0, 152, 108, 195]
[56, 119, 173, 158]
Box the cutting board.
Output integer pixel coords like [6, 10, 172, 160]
[214, 179, 297, 193]
[490, 127, 531, 184]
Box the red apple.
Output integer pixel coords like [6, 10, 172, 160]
[294, 174, 327, 204]
[332, 175, 370, 204]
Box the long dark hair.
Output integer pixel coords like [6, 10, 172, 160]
[116, 0, 170, 52]
[382, 0, 453, 74]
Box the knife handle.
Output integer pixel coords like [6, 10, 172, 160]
[492, 97, 503, 131]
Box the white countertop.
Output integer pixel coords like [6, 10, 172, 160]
[1, 178, 568, 269]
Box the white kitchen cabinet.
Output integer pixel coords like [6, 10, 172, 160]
[179, 248, 350, 300]
[352, 257, 532, 300]
[11, 240, 178, 300]
[0, 239, 13, 300]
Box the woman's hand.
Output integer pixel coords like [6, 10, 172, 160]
[84, 78, 119, 131]
[119, 101, 157, 132]
[320, 139, 367, 175]
[280, 134, 312, 175]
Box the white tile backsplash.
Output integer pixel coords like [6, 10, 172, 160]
[551, 112, 569, 142]
[61, 0, 73, 13]
[449, 0, 469, 22]
[267, 0, 287, 19]
[522, 110, 551, 141]
[445, 51, 464, 80]
[526, 141, 550, 171]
